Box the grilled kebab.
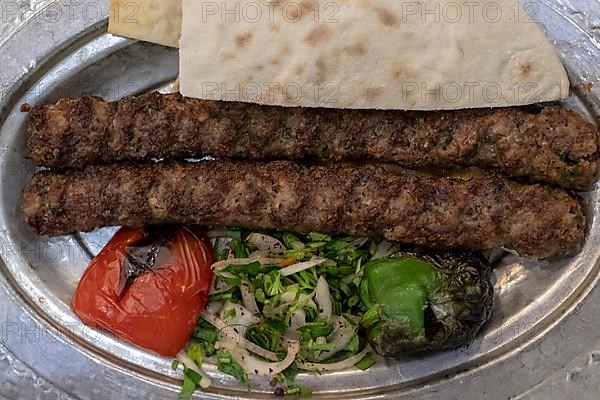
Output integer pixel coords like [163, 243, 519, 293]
[25, 92, 598, 189]
[21, 160, 585, 258]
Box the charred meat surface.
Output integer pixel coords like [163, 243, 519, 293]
[26, 92, 598, 189]
[21, 160, 585, 258]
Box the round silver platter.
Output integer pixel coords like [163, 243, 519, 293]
[1, 0, 600, 398]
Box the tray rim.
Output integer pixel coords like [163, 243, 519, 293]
[1, 0, 600, 398]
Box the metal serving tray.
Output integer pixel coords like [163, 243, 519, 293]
[0, 0, 599, 398]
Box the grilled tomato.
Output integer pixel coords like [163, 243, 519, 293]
[72, 226, 213, 356]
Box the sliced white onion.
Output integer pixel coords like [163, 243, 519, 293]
[210, 275, 233, 295]
[315, 316, 357, 362]
[247, 233, 287, 256]
[204, 301, 223, 317]
[219, 302, 260, 337]
[201, 309, 223, 327]
[372, 240, 401, 260]
[201, 310, 279, 361]
[274, 287, 319, 317]
[247, 250, 261, 258]
[216, 339, 300, 376]
[211, 237, 236, 259]
[269, 289, 317, 319]
[315, 276, 333, 321]
[350, 237, 369, 248]
[289, 309, 306, 330]
[297, 346, 372, 372]
[240, 282, 260, 315]
[280, 290, 315, 304]
[279, 257, 327, 277]
[176, 350, 212, 389]
[219, 330, 279, 361]
[284, 308, 306, 340]
[211, 257, 287, 271]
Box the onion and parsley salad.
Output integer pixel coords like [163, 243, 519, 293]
[173, 229, 494, 398]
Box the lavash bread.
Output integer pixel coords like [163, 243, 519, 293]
[179, 0, 569, 109]
[108, 0, 181, 48]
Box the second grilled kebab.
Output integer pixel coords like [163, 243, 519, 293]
[21, 160, 585, 258]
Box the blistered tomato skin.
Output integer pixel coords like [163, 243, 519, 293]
[72, 226, 213, 357]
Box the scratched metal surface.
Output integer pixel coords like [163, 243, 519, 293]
[0, 0, 599, 399]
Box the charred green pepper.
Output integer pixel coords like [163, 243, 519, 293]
[359, 251, 493, 357]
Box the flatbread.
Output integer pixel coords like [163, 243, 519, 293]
[180, 0, 569, 109]
[108, 0, 181, 48]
